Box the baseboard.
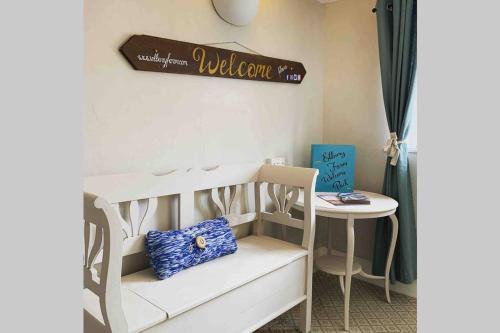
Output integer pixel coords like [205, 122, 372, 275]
[313, 247, 417, 298]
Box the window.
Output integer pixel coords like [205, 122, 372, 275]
[406, 77, 417, 152]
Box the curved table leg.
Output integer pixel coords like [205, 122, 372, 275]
[385, 214, 399, 304]
[339, 275, 345, 295]
[328, 221, 332, 255]
[344, 217, 355, 331]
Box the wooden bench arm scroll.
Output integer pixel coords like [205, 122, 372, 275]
[84, 193, 128, 333]
[257, 165, 318, 250]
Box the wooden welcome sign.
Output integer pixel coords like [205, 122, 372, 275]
[120, 35, 306, 84]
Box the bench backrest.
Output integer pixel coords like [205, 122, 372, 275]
[84, 162, 317, 257]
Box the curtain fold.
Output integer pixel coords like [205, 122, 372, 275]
[372, 0, 417, 284]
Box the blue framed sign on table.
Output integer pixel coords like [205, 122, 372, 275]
[310, 144, 356, 193]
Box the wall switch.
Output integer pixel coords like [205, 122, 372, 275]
[266, 157, 286, 166]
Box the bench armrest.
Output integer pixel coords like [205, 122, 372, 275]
[257, 165, 318, 250]
[84, 193, 128, 333]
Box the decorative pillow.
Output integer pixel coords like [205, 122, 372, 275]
[145, 216, 238, 280]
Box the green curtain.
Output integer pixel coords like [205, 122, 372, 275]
[372, 0, 417, 284]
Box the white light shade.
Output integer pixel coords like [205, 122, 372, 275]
[212, 0, 260, 26]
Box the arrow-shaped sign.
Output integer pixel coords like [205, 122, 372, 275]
[120, 35, 306, 84]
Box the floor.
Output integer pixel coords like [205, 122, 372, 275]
[256, 271, 417, 333]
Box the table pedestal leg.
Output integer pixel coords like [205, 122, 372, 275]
[339, 275, 345, 295]
[344, 217, 355, 331]
[328, 220, 332, 255]
[384, 214, 399, 304]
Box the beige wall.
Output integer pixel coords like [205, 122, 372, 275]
[86, 0, 416, 294]
[322, 0, 416, 296]
[85, 0, 325, 176]
[321, 0, 387, 259]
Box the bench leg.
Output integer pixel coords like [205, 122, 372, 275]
[299, 254, 313, 333]
[299, 296, 312, 333]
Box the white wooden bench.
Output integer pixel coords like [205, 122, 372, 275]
[83, 162, 318, 333]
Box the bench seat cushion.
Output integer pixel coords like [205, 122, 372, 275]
[83, 287, 167, 333]
[121, 235, 308, 319]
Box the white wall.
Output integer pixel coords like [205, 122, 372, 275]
[85, 0, 325, 176]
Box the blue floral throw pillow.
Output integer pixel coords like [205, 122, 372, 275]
[145, 217, 238, 280]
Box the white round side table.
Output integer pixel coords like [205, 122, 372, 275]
[294, 190, 399, 332]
